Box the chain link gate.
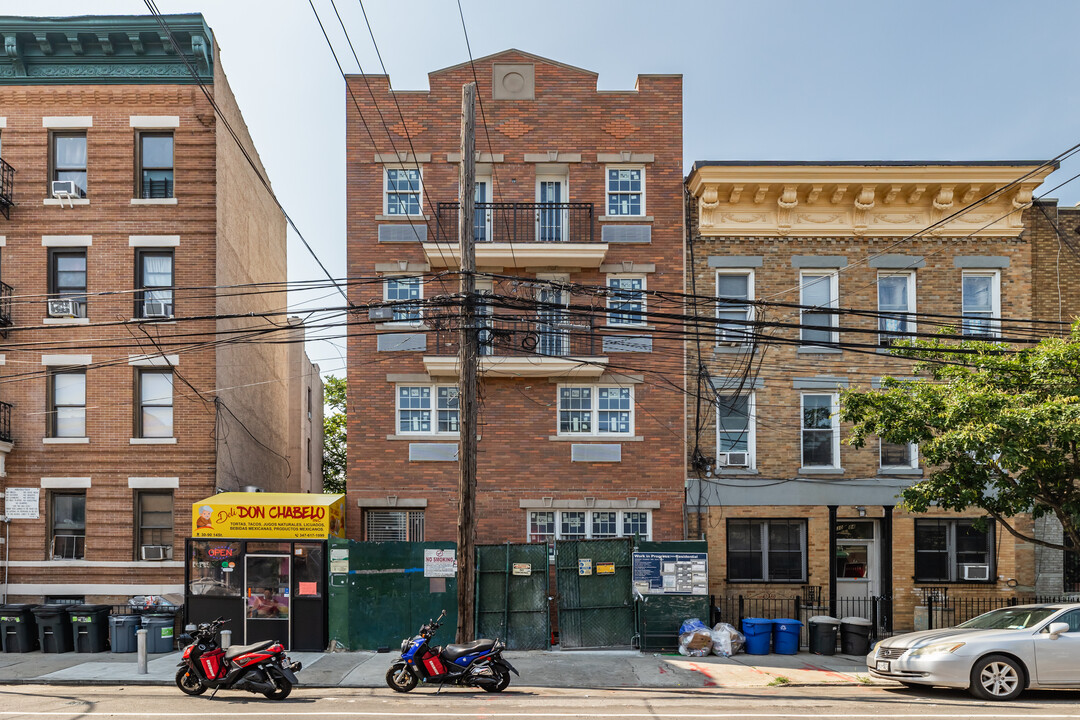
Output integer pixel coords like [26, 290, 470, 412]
[555, 538, 634, 648]
[476, 543, 550, 649]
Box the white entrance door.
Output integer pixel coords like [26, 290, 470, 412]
[836, 520, 879, 600]
[536, 177, 567, 242]
[474, 178, 491, 243]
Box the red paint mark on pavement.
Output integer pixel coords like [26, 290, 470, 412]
[685, 662, 721, 687]
[800, 662, 857, 682]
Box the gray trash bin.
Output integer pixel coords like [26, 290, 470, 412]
[839, 616, 873, 655]
[808, 615, 841, 655]
[109, 615, 141, 653]
[141, 614, 175, 653]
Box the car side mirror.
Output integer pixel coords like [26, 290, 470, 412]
[1048, 622, 1070, 638]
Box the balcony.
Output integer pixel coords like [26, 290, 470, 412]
[0, 400, 11, 443]
[0, 158, 14, 220]
[424, 314, 607, 378]
[425, 201, 607, 268]
[0, 282, 10, 331]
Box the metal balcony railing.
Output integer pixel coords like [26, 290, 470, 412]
[0, 400, 11, 443]
[0, 158, 14, 219]
[435, 201, 595, 244]
[0, 282, 11, 329]
[431, 315, 598, 357]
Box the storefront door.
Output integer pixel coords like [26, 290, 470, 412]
[836, 520, 879, 599]
[244, 554, 291, 647]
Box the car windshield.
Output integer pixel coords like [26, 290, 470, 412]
[956, 607, 1058, 630]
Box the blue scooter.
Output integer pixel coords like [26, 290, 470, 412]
[386, 610, 518, 693]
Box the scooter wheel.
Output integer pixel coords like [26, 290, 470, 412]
[482, 667, 511, 693]
[175, 667, 207, 696]
[263, 678, 292, 701]
[386, 665, 418, 693]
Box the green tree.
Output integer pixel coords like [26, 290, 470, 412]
[322, 374, 346, 494]
[840, 325, 1080, 551]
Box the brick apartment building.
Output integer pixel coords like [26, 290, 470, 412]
[345, 51, 684, 545]
[684, 161, 1055, 630]
[0, 14, 314, 605]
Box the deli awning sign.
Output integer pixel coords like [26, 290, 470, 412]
[191, 492, 346, 539]
[424, 549, 457, 577]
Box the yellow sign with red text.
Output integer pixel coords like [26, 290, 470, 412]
[192, 493, 346, 539]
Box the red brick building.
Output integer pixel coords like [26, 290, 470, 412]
[0, 14, 311, 604]
[345, 51, 684, 545]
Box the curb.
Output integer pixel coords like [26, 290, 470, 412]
[2, 678, 896, 690]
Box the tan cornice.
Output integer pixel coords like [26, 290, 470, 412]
[422, 242, 608, 268]
[687, 164, 1053, 238]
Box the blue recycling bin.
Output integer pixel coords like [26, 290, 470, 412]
[742, 617, 773, 655]
[772, 618, 802, 655]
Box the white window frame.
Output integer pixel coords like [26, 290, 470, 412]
[526, 509, 652, 542]
[365, 509, 424, 542]
[383, 166, 424, 217]
[716, 269, 755, 345]
[961, 270, 1001, 338]
[799, 270, 840, 348]
[604, 164, 646, 217]
[879, 439, 919, 470]
[394, 383, 459, 437]
[877, 271, 917, 346]
[383, 276, 423, 325]
[716, 392, 756, 469]
[606, 274, 647, 327]
[800, 392, 840, 469]
[556, 384, 635, 437]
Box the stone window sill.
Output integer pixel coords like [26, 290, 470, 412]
[130, 437, 177, 445]
[798, 466, 844, 475]
[598, 215, 653, 223]
[878, 467, 923, 476]
[714, 345, 756, 355]
[376, 214, 430, 222]
[386, 434, 461, 441]
[131, 198, 177, 205]
[42, 317, 89, 325]
[715, 468, 759, 476]
[43, 437, 89, 444]
[798, 347, 842, 355]
[129, 318, 177, 324]
[549, 435, 643, 442]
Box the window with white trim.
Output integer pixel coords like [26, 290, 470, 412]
[605, 166, 644, 216]
[607, 275, 646, 326]
[365, 509, 424, 541]
[800, 271, 839, 347]
[716, 393, 754, 468]
[396, 385, 459, 435]
[727, 519, 807, 582]
[961, 271, 1000, 338]
[880, 439, 918, 470]
[877, 272, 916, 346]
[384, 277, 422, 323]
[527, 509, 652, 543]
[716, 270, 754, 344]
[801, 393, 839, 468]
[384, 167, 422, 216]
[557, 385, 633, 436]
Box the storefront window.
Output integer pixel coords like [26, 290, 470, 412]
[189, 541, 242, 596]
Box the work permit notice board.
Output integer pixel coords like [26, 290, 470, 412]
[632, 552, 708, 595]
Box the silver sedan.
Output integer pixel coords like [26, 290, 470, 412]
[867, 603, 1080, 700]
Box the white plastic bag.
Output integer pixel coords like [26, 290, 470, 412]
[677, 618, 713, 657]
[710, 622, 745, 657]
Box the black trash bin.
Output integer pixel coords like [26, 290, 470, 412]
[839, 616, 873, 656]
[808, 615, 840, 655]
[109, 615, 141, 653]
[33, 604, 74, 653]
[67, 604, 111, 653]
[0, 604, 39, 652]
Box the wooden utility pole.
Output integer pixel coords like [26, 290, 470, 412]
[456, 81, 478, 643]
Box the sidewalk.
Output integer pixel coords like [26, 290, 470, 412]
[0, 648, 889, 689]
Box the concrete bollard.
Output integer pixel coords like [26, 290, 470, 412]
[220, 629, 231, 650]
[136, 629, 148, 675]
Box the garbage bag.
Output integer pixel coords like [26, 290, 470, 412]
[678, 618, 713, 657]
[710, 622, 745, 657]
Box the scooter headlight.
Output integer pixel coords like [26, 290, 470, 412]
[401, 638, 410, 654]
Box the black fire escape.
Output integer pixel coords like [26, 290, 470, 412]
[0, 157, 13, 220]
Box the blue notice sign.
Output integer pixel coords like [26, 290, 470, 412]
[632, 552, 708, 596]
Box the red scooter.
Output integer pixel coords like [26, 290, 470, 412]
[175, 617, 301, 701]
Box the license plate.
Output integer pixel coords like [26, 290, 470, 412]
[876, 661, 890, 672]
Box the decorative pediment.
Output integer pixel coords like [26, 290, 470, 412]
[688, 164, 1053, 237]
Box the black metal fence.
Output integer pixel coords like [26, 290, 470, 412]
[436, 201, 595, 244]
[431, 315, 599, 357]
[0, 157, 13, 219]
[924, 593, 1080, 629]
[712, 593, 896, 649]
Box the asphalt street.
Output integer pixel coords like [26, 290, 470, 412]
[3, 684, 1080, 719]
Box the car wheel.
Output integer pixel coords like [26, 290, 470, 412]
[969, 654, 1024, 701]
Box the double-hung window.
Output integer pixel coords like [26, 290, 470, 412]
[48, 369, 86, 438]
[607, 276, 646, 327]
[396, 385, 458, 435]
[880, 439, 918, 470]
[527, 509, 651, 543]
[384, 277, 422, 324]
[365, 510, 424, 541]
[136, 369, 173, 438]
[49, 249, 88, 318]
[136, 491, 174, 560]
[961, 271, 1000, 338]
[800, 271, 839, 347]
[914, 518, 994, 582]
[716, 393, 754, 468]
[727, 519, 807, 582]
[878, 272, 915, 346]
[716, 271, 753, 344]
[50, 491, 86, 560]
[136, 249, 174, 318]
[137, 132, 174, 199]
[384, 168, 422, 216]
[801, 393, 839, 469]
[606, 166, 644, 216]
[558, 385, 633, 436]
[50, 132, 87, 196]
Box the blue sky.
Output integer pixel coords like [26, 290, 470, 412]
[17, 0, 1080, 373]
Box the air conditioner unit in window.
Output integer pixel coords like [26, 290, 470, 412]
[141, 545, 172, 561]
[51, 180, 85, 199]
[143, 301, 172, 318]
[961, 563, 990, 581]
[368, 307, 394, 321]
[47, 298, 81, 318]
[716, 452, 749, 467]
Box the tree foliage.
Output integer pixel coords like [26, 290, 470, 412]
[840, 325, 1080, 551]
[322, 374, 346, 494]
